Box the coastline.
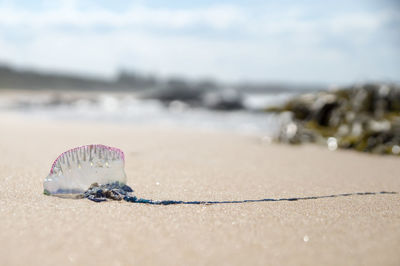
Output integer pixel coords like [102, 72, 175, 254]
[0, 114, 399, 266]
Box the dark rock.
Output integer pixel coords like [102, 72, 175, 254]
[267, 83, 400, 155]
[202, 88, 244, 110]
[314, 102, 339, 126]
[140, 81, 204, 105]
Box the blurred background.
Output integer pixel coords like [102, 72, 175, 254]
[0, 0, 399, 153]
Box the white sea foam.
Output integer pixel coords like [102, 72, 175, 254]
[0, 92, 294, 136]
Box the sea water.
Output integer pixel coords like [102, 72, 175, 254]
[0, 91, 296, 136]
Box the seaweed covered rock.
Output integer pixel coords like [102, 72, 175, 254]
[267, 83, 400, 155]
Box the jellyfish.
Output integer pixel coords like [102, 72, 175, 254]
[43, 145, 397, 204]
[43, 144, 128, 199]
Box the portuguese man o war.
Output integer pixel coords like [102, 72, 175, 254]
[43, 145, 126, 197]
[43, 145, 398, 204]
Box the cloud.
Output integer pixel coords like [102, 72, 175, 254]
[0, 1, 399, 83]
[0, 2, 244, 30]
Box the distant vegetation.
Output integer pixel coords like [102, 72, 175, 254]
[0, 63, 322, 93]
[0, 64, 159, 91]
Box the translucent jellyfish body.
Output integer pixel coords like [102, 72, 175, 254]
[43, 145, 127, 196]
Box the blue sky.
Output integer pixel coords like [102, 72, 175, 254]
[0, 0, 399, 84]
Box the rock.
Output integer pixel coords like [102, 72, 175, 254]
[267, 83, 400, 155]
[202, 88, 244, 110]
[140, 82, 204, 105]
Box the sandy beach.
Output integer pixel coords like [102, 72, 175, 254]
[0, 114, 399, 266]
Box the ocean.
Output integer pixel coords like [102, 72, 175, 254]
[0, 90, 299, 136]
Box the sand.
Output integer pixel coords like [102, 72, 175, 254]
[0, 114, 399, 266]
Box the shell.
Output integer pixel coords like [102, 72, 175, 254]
[43, 145, 127, 196]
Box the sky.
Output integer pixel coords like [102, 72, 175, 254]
[0, 0, 399, 85]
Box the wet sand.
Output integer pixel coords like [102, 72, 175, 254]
[0, 114, 399, 266]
